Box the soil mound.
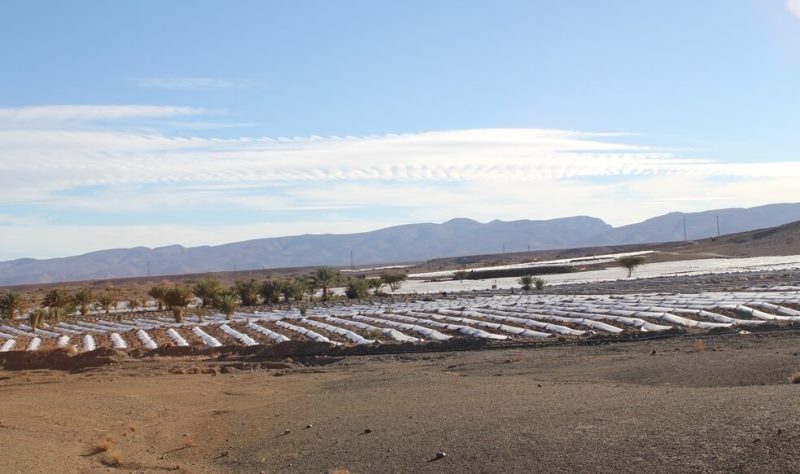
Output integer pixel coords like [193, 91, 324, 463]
[0, 347, 130, 371]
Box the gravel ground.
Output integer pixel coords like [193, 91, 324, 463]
[1, 330, 798, 473]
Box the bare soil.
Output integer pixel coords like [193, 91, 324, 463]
[1, 331, 799, 473]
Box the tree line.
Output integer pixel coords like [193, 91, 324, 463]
[0, 268, 409, 326]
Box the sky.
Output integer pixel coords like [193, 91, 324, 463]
[2, 0, 800, 261]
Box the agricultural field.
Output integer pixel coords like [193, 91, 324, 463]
[2, 290, 800, 358]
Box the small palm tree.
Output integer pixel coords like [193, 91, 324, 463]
[192, 278, 222, 308]
[519, 274, 534, 291]
[280, 278, 306, 303]
[368, 277, 385, 296]
[312, 267, 340, 300]
[259, 279, 282, 305]
[147, 283, 169, 311]
[215, 292, 240, 320]
[234, 279, 260, 306]
[0, 292, 27, 320]
[126, 297, 142, 313]
[345, 278, 370, 300]
[96, 293, 118, 316]
[30, 308, 46, 329]
[303, 276, 320, 301]
[42, 288, 75, 319]
[164, 285, 193, 323]
[73, 289, 95, 316]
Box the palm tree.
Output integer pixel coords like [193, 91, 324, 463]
[30, 308, 46, 329]
[192, 278, 222, 308]
[215, 292, 240, 320]
[96, 293, 118, 316]
[147, 283, 169, 311]
[233, 279, 260, 306]
[259, 279, 282, 304]
[0, 292, 27, 320]
[312, 267, 340, 300]
[164, 285, 193, 323]
[302, 276, 319, 301]
[73, 289, 95, 316]
[368, 277, 385, 296]
[42, 288, 74, 320]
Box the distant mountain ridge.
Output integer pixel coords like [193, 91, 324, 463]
[1, 203, 799, 285]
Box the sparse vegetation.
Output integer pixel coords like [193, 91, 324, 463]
[693, 340, 705, 352]
[533, 277, 546, 290]
[519, 274, 534, 290]
[618, 255, 647, 277]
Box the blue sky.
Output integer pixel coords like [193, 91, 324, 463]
[2, 0, 800, 260]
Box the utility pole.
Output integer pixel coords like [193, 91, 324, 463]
[146, 259, 150, 277]
[683, 216, 687, 241]
[502, 244, 506, 254]
[716, 215, 720, 238]
[527, 244, 530, 252]
[350, 250, 354, 271]
[234, 264, 237, 274]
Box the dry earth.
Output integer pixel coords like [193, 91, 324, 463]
[1, 331, 799, 473]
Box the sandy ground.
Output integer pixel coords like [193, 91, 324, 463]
[1, 331, 799, 473]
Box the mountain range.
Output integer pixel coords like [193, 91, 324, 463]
[2, 202, 800, 286]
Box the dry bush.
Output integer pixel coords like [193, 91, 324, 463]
[127, 421, 139, 432]
[102, 450, 124, 467]
[329, 469, 351, 474]
[693, 340, 705, 352]
[790, 372, 800, 384]
[183, 435, 195, 448]
[93, 433, 115, 453]
[366, 328, 383, 339]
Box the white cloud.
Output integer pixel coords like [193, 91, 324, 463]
[135, 76, 253, 90]
[788, 0, 800, 19]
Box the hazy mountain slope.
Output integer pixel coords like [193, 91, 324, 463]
[0, 216, 611, 285]
[2, 202, 799, 286]
[587, 203, 800, 245]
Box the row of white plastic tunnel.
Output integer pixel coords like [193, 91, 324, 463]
[1, 290, 799, 352]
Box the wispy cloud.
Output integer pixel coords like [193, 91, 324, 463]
[788, 0, 800, 19]
[1, 103, 799, 259]
[0, 104, 208, 123]
[135, 76, 253, 90]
